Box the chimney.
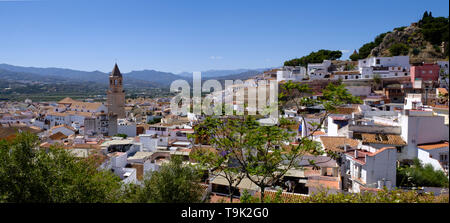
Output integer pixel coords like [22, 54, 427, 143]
[354, 150, 358, 158]
[344, 144, 347, 152]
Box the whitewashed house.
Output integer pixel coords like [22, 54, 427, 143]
[276, 66, 306, 82]
[358, 56, 410, 79]
[417, 142, 449, 175]
[400, 95, 449, 161]
[308, 60, 331, 79]
[342, 147, 397, 193]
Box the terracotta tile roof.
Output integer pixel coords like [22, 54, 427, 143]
[70, 143, 102, 150]
[254, 190, 308, 203]
[367, 147, 396, 157]
[57, 97, 104, 111]
[58, 97, 77, 104]
[312, 131, 326, 136]
[417, 142, 449, 150]
[437, 88, 448, 95]
[333, 71, 361, 75]
[320, 136, 359, 153]
[49, 132, 68, 140]
[433, 105, 449, 110]
[332, 106, 359, 115]
[209, 194, 241, 203]
[306, 176, 340, 190]
[51, 124, 76, 132]
[344, 147, 396, 165]
[361, 133, 406, 145]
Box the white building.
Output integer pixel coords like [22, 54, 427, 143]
[417, 142, 449, 175]
[400, 102, 449, 160]
[358, 55, 410, 69]
[307, 60, 331, 79]
[117, 119, 137, 137]
[139, 134, 159, 152]
[276, 66, 306, 82]
[343, 147, 397, 193]
[105, 152, 138, 184]
[358, 56, 410, 79]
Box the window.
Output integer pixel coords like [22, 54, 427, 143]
[357, 166, 362, 179]
[396, 146, 402, 153]
[429, 70, 433, 74]
[405, 73, 408, 76]
[395, 73, 398, 76]
[422, 70, 426, 74]
[440, 154, 448, 162]
[376, 59, 380, 64]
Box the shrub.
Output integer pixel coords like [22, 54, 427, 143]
[397, 158, 449, 188]
[389, 43, 409, 56]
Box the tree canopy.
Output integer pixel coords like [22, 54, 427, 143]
[124, 155, 205, 203]
[0, 132, 122, 203]
[284, 50, 342, 67]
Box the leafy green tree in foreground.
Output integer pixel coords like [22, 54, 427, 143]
[192, 82, 361, 203]
[190, 117, 246, 203]
[125, 155, 205, 203]
[0, 132, 122, 203]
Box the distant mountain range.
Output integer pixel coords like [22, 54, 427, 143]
[0, 63, 269, 89]
[177, 68, 269, 78]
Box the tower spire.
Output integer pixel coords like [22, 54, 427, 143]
[111, 63, 122, 77]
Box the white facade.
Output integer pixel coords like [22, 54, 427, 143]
[139, 134, 158, 152]
[358, 56, 410, 69]
[303, 60, 332, 80]
[344, 147, 397, 192]
[417, 145, 449, 173]
[358, 56, 410, 78]
[276, 66, 306, 82]
[401, 112, 449, 160]
[117, 119, 136, 137]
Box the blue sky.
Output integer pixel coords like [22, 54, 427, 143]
[0, 0, 448, 73]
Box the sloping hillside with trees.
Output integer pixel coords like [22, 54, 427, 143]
[350, 11, 449, 63]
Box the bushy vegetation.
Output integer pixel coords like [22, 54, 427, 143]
[1, 133, 447, 203]
[397, 158, 449, 188]
[121, 156, 205, 203]
[284, 49, 342, 67]
[350, 11, 450, 60]
[389, 43, 410, 56]
[0, 133, 205, 203]
[350, 32, 389, 61]
[419, 11, 449, 49]
[147, 117, 162, 124]
[0, 133, 122, 202]
[114, 133, 128, 138]
[240, 188, 448, 203]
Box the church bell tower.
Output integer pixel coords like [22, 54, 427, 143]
[107, 63, 126, 118]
